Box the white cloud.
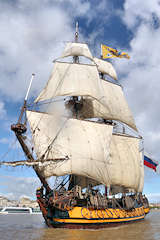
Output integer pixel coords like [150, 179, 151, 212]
[1, 0, 160, 199]
[0, 1, 91, 101]
[0, 0, 111, 102]
[0, 101, 6, 119]
[0, 138, 9, 144]
[0, 175, 59, 200]
[146, 193, 160, 203]
[0, 3, 73, 100]
[115, 0, 160, 160]
[122, 0, 160, 29]
[0, 0, 104, 200]
[0, 175, 41, 200]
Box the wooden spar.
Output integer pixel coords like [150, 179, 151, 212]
[1, 157, 69, 166]
[11, 73, 51, 193]
[18, 74, 35, 124]
[13, 131, 51, 193]
[18, 100, 27, 124]
[68, 175, 76, 190]
[25, 74, 35, 101]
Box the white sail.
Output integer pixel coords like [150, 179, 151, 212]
[26, 110, 68, 159]
[78, 81, 137, 131]
[101, 80, 137, 131]
[26, 110, 143, 192]
[109, 134, 144, 192]
[93, 57, 117, 80]
[60, 42, 93, 60]
[35, 62, 103, 103]
[26, 110, 113, 183]
[138, 151, 144, 192]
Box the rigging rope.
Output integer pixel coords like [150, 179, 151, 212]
[0, 137, 18, 162]
[41, 117, 69, 160]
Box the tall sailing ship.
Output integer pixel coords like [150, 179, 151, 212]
[2, 25, 150, 229]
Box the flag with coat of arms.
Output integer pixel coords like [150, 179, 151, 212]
[101, 44, 130, 59]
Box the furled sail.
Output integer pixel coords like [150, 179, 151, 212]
[93, 57, 117, 80]
[26, 110, 143, 192]
[110, 185, 130, 195]
[35, 62, 103, 103]
[78, 80, 137, 131]
[60, 42, 93, 60]
[71, 176, 99, 189]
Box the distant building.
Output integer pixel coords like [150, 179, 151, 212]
[0, 196, 18, 207]
[0, 195, 38, 208]
[19, 197, 39, 208]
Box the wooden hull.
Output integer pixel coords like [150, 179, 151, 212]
[38, 199, 150, 229]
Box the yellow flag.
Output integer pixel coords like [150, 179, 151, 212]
[101, 44, 130, 59]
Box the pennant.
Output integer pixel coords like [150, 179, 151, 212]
[101, 44, 130, 59]
[144, 155, 158, 171]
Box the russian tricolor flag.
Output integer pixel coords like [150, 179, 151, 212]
[144, 155, 158, 171]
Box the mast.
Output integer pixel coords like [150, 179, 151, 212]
[99, 44, 104, 80]
[11, 74, 51, 193]
[73, 22, 79, 63]
[75, 21, 78, 42]
[68, 22, 80, 190]
[18, 74, 35, 125]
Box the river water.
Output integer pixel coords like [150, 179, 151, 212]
[0, 211, 160, 240]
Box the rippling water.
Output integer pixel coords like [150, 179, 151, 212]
[0, 211, 160, 240]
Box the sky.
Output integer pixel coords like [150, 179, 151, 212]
[0, 0, 160, 202]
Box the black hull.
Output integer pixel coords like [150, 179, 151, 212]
[37, 197, 150, 229]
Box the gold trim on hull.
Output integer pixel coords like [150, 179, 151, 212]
[48, 206, 150, 228]
[54, 215, 145, 224]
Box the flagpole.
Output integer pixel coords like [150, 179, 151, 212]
[100, 44, 103, 59]
[73, 22, 79, 63]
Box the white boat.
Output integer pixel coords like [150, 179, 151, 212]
[0, 206, 41, 214]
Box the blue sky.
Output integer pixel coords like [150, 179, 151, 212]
[0, 0, 160, 202]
